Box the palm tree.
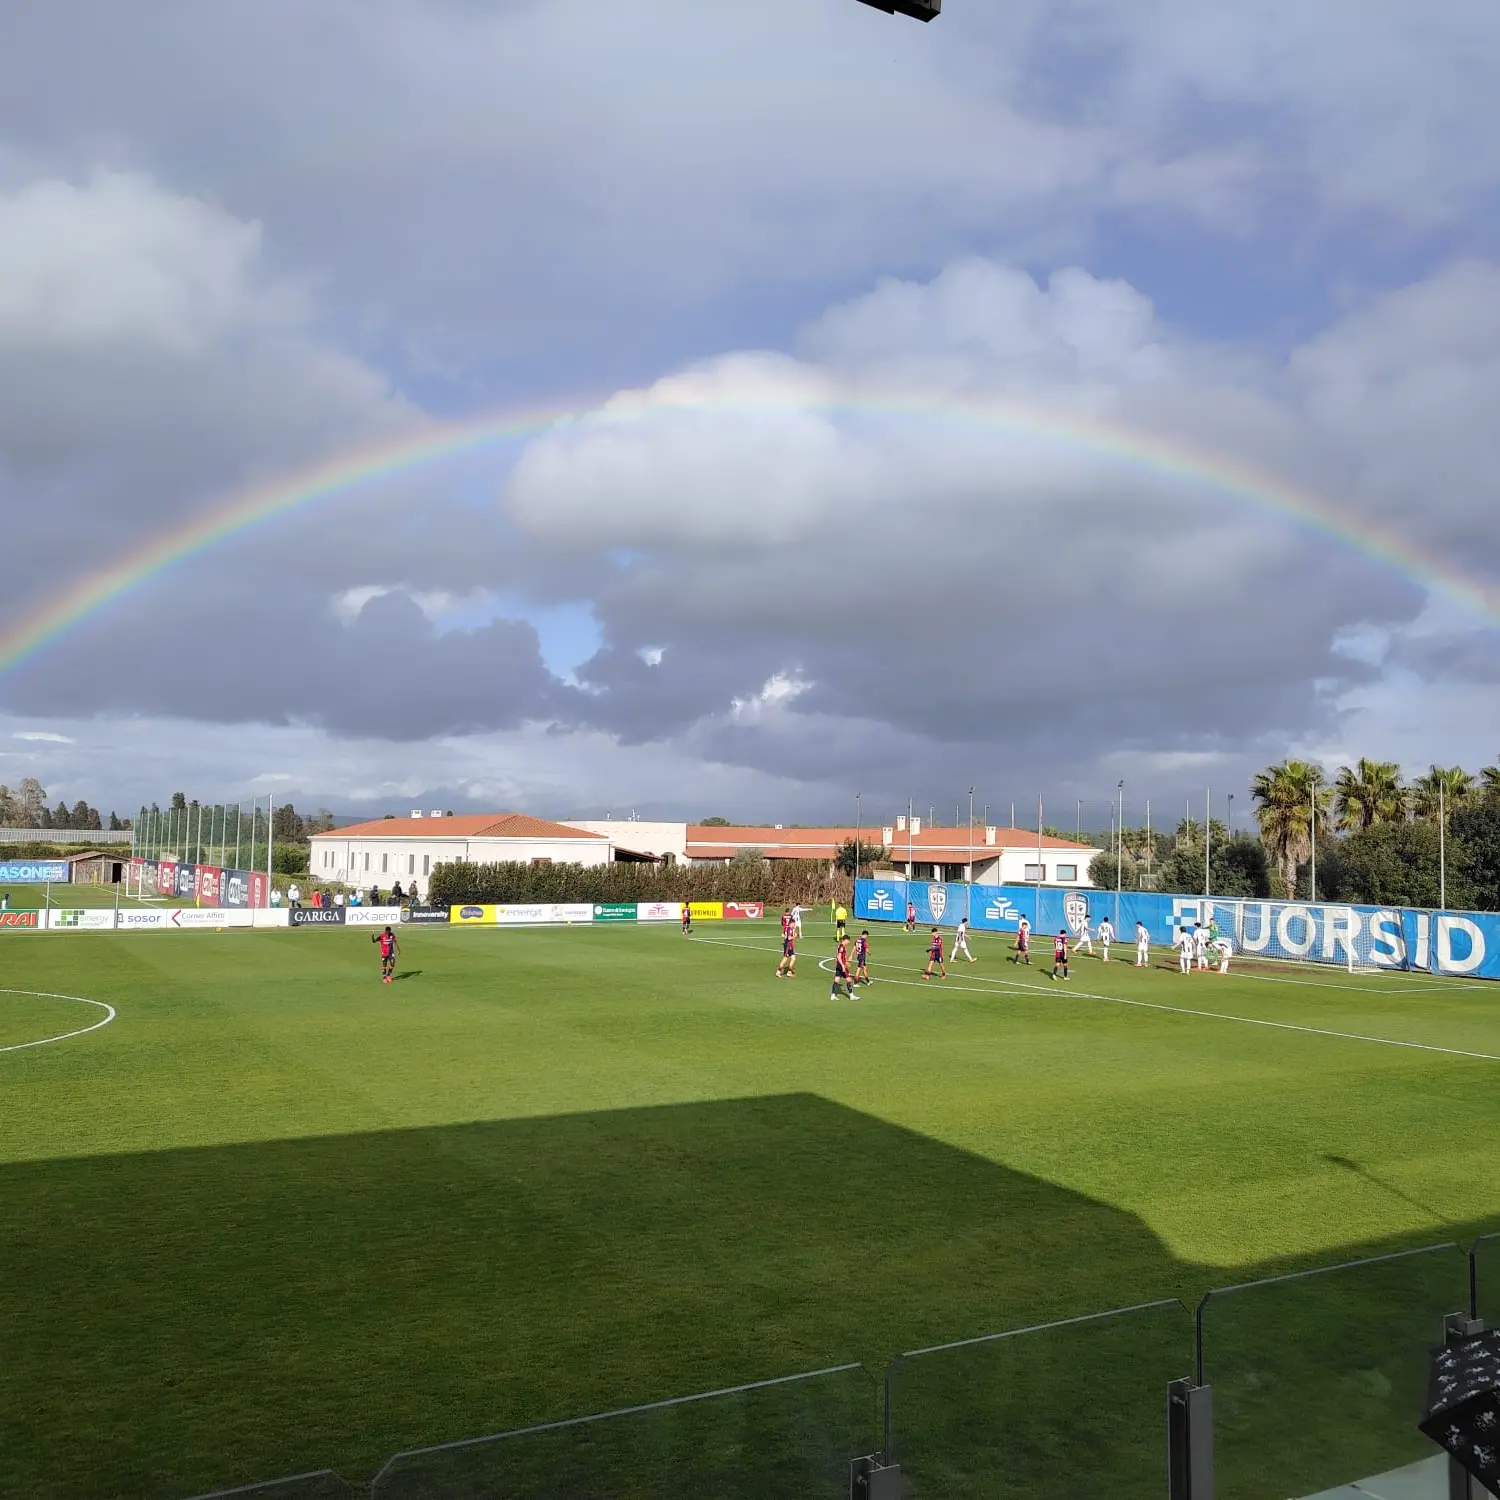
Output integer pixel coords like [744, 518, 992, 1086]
[1480, 762, 1500, 798]
[1333, 758, 1405, 832]
[1412, 765, 1474, 823]
[1252, 760, 1329, 894]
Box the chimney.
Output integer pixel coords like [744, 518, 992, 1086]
[882, 827, 894, 845]
[985, 826, 996, 845]
[911, 818, 922, 835]
[431, 810, 443, 818]
[896, 815, 906, 832]
[411, 810, 423, 819]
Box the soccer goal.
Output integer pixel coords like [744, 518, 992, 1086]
[1210, 899, 1404, 975]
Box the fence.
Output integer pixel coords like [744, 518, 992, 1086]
[856, 877, 1500, 980]
[176, 1240, 1500, 1499]
[0, 827, 133, 844]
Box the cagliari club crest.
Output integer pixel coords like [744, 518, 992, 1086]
[928, 884, 947, 921]
[1064, 891, 1090, 936]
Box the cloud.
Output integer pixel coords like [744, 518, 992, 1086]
[12, 730, 74, 744]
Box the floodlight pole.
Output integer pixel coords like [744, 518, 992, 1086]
[1115, 779, 1124, 932]
[1309, 782, 1316, 903]
[854, 791, 861, 891]
[1440, 780, 1446, 910]
[1035, 795, 1044, 931]
[967, 786, 974, 923]
[1204, 787, 1211, 898]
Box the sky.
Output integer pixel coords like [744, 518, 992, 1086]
[2, 0, 1499, 830]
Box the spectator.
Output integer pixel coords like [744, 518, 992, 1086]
[392, 881, 405, 905]
[270, 886, 282, 908]
[311, 889, 323, 909]
[288, 882, 302, 909]
[334, 888, 346, 909]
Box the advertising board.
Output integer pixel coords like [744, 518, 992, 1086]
[494, 904, 558, 925]
[170, 908, 247, 929]
[0, 860, 69, 883]
[194, 866, 223, 905]
[688, 902, 723, 922]
[723, 902, 764, 920]
[402, 906, 451, 924]
[252, 908, 290, 928]
[48, 910, 116, 930]
[289, 907, 346, 927]
[156, 861, 177, 896]
[553, 904, 594, 924]
[174, 863, 196, 899]
[345, 907, 403, 927]
[636, 901, 679, 922]
[450, 905, 495, 925]
[222, 870, 251, 908]
[0, 910, 40, 929]
[117, 909, 172, 930]
[593, 903, 638, 922]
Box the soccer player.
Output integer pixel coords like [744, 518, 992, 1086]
[1097, 917, 1115, 962]
[953, 915, 975, 963]
[905, 899, 917, 933]
[922, 927, 947, 980]
[1213, 936, 1234, 975]
[1193, 922, 1210, 972]
[830, 932, 855, 999]
[1073, 918, 1094, 956]
[372, 925, 399, 983]
[854, 929, 871, 985]
[1176, 926, 1193, 975]
[1050, 929, 1069, 981]
[1135, 921, 1150, 967]
[775, 921, 798, 978]
[789, 903, 805, 939]
[1013, 916, 1031, 965]
[681, 901, 692, 935]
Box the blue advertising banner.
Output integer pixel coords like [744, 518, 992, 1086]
[221, 869, 253, 909]
[854, 879, 1500, 980]
[0, 859, 70, 883]
[175, 862, 197, 899]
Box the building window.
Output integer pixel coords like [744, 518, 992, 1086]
[408, 854, 415, 875]
[363, 852, 370, 871]
[1023, 863, 1046, 882]
[423, 855, 430, 875]
[1056, 864, 1077, 882]
[381, 854, 388, 874]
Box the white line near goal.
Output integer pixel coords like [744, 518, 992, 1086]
[687, 935, 1500, 1064]
[0, 988, 117, 1053]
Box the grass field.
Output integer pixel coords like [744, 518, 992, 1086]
[4, 918, 1500, 1499]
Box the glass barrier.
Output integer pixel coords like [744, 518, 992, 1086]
[887, 1298, 1192, 1499]
[370, 1362, 879, 1500]
[1200, 1243, 1468, 1500]
[1473, 1234, 1500, 1329]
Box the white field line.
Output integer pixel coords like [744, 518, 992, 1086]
[0, 988, 116, 1053]
[689, 935, 1500, 1064]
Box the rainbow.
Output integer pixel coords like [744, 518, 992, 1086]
[2, 387, 1495, 677]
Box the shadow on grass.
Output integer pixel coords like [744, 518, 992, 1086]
[0, 1094, 1494, 1500]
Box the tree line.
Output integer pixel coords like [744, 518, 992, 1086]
[1084, 759, 1500, 911]
[0, 778, 123, 831]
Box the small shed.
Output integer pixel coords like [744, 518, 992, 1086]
[69, 852, 125, 886]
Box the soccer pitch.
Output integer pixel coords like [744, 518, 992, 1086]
[4, 919, 1500, 1499]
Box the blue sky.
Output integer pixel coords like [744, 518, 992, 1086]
[1, 0, 1499, 823]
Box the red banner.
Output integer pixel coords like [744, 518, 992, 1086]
[250, 872, 269, 909]
[156, 860, 177, 896]
[0, 910, 39, 928]
[723, 902, 765, 920]
[194, 865, 223, 904]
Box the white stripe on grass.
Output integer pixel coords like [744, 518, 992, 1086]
[689, 935, 1500, 1064]
[0, 988, 116, 1054]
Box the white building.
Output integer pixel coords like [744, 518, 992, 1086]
[563, 818, 1102, 886]
[311, 812, 628, 897]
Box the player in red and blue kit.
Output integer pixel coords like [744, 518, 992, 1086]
[854, 930, 871, 985]
[830, 934, 854, 999]
[373, 925, 399, 983]
[922, 927, 947, 980]
[775, 920, 798, 978]
[1050, 929, 1069, 981]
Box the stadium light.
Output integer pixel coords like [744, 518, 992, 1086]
[855, 0, 941, 20]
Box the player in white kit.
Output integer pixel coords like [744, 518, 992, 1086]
[789, 904, 805, 939]
[1096, 918, 1115, 962]
[953, 916, 976, 962]
[1176, 927, 1194, 974]
[1193, 922, 1211, 971]
[1073, 918, 1094, 956]
[1135, 921, 1150, 967]
[1213, 937, 1233, 974]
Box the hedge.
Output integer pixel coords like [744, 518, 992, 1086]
[428, 859, 853, 907]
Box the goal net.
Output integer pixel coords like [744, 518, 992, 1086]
[1207, 899, 1409, 975]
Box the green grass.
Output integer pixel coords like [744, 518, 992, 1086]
[3, 920, 1500, 1498]
[0, 881, 158, 910]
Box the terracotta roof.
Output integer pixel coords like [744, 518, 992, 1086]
[683, 823, 1098, 859]
[319, 813, 604, 841]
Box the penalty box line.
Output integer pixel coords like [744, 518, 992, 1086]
[687, 934, 1500, 1065]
